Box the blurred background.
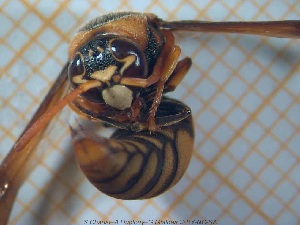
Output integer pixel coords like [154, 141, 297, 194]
[1, 0, 300, 224]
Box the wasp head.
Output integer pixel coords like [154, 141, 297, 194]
[68, 34, 149, 110]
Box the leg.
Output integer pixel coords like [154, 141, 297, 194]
[164, 57, 192, 92]
[147, 30, 182, 130]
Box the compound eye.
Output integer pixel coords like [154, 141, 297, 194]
[110, 38, 148, 79]
[68, 53, 85, 84]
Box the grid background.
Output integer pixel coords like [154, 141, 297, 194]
[1, 0, 300, 224]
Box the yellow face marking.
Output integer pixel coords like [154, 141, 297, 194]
[109, 39, 136, 77]
[119, 55, 136, 76]
[97, 46, 104, 52]
[90, 65, 118, 82]
[72, 74, 87, 84]
[88, 49, 94, 58]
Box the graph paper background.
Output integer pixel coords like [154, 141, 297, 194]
[1, 0, 300, 224]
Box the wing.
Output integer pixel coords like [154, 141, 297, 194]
[160, 20, 300, 39]
[0, 63, 69, 225]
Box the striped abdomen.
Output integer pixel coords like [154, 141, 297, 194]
[72, 115, 194, 200]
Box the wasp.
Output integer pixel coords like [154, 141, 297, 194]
[1, 11, 300, 224]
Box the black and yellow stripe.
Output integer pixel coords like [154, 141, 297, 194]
[72, 114, 194, 199]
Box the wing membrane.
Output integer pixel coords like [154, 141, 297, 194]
[0, 63, 69, 225]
